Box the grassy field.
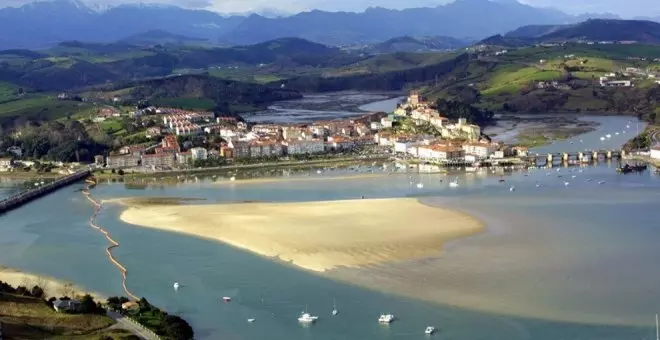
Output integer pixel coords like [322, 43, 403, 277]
[0, 96, 95, 123]
[0, 293, 123, 339]
[0, 82, 18, 100]
[481, 65, 563, 95]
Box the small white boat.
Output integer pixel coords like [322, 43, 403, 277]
[416, 183, 424, 189]
[509, 186, 515, 192]
[535, 183, 541, 188]
[564, 181, 570, 187]
[606, 134, 612, 139]
[332, 298, 338, 316]
[298, 312, 319, 323]
[600, 137, 605, 141]
[378, 314, 395, 324]
[173, 282, 180, 290]
[615, 132, 620, 135]
[571, 175, 576, 178]
[586, 178, 593, 182]
[598, 181, 606, 184]
[247, 318, 255, 323]
[229, 176, 236, 181]
[316, 170, 322, 174]
[425, 326, 436, 335]
[222, 296, 231, 302]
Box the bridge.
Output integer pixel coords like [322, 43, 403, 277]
[0, 169, 91, 214]
[529, 149, 624, 166]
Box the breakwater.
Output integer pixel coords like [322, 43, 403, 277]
[0, 169, 90, 214]
[82, 177, 138, 301]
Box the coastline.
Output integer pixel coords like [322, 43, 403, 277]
[0, 265, 104, 300]
[117, 197, 485, 272]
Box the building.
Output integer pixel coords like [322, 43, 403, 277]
[119, 145, 147, 157]
[430, 145, 465, 161]
[141, 153, 176, 168]
[512, 146, 529, 157]
[462, 142, 496, 159]
[161, 135, 180, 152]
[177, 152, 192, 165]
[220, 146, 234, 159]
[94, 155, 105, 166]
[0, 158, 13, 169]
[651, 146, 660, 160]
[146, 127, 162, 138]
[328, 136, 356, 151]
[190, 147, 208, 161]
[228, 140, 250, 158]
[53, 299, 81, 313]
[106, 154, 140, 168]
[283, 140, 324, 155]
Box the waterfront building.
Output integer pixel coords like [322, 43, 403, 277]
[283, 139, 324, 155]
[119, 144, 147, 157]
[228, 140, 250, 158]
[106, 154, 140, 168]
[177, 152, 192, 165]
[141, 153, 176, 168]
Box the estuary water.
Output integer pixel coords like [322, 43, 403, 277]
[1, 112, 659, 339]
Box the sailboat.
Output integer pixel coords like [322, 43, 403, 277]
[449, 178, 459, 188]
[332, 298, 338, 316]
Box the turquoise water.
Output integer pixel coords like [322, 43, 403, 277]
[1, 115, 659, 339]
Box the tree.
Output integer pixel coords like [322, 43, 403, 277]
[117, 169, 125, 176]
[163, 315, 194, 340]
[31, 285, 44, 298]
[80, 294, 102, 314]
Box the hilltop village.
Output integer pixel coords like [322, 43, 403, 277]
[91, 91, 527, 172]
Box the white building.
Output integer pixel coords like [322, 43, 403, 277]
[190, 147, 208, 161]
[394, 141, 415, 153]
[284, 140, 324, 155]
[651, 146, 660, 160]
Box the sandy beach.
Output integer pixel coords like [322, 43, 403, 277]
[119, 198, 484, 272]
[0, 266, 104, 300]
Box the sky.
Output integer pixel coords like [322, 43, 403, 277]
[2, 0, 659, 18]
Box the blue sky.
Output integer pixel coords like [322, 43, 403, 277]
[3, 0, 659, 17]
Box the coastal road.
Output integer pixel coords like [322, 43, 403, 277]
[106, 310, 159, 340]
[651, 129, 660, 146]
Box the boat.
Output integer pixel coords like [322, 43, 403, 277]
[449, 178, 459, 188]
[600, 137, 605, 141]
[606, 134, 612, 139]
[564, 181, 570, 187]
[378, 314, 395, 324]
[615, 132, 620, 135]
[298, 312, 319, 323]
[509, 186, 515, 192]
[332, 298, 338, 316]
[616, 163, 648, 174]
[598, 181, 606, 184]
[229, 176, 236, 181]
[425, 326, 436, 335]
[173, 282, 180, 290]
[222, 296, 231, 302]
[535, 183, 541, 188]
[247, 318, 255, 323]
[316, 170, 322, 174]
[416, 183, 424, 189]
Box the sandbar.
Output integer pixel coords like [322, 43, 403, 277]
[0, 266, 104, 300]
[119, 198, 484, 272]
[214, 173, 401, 186]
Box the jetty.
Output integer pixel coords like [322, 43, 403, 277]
[0, 169, 91, 214]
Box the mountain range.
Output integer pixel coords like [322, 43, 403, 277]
[0, 0, 641, 50]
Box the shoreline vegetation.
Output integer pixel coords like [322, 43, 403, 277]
[117, 197, 485, 272]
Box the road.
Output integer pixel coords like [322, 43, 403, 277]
[106, 310, 159, 340]
[651, 129, 660, 146]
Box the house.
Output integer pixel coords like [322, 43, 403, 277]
[161, 135, 180, 151]
[106, 154, 140, 168]
[430, 145, 465, 161]
[190, 147, 208, 161]
[512, 146, 529, 157]
[146, 127, 162, 138]
[94, 155, 105, 166]
[53, 299, 81, 313]
[121, 301, 140, 311]
[462, 142, 496, 159]
[119, 145, 147, 157]
[651, 146, 660, 160]
[220, 146, 234, 159]
[394, 140, 415, 153]
[0, 158, 13, 168]
[328, 136, 356, 151]
[491, 150, 505, 159]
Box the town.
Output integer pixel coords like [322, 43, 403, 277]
[78, 91, 527, 172]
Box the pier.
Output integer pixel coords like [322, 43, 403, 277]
[0, 169, 91, 214]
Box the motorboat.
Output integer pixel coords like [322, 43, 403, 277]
[332, 298, 338, 316]
[378, 314, 395, 324]
[229, 176, 236, 181]
[564, 181, 570, 187]
[317, 170, 323, 174]
[222, 297, 231, 302]
[416, 183, 424, 189]
[449, 178, 459, 188]
[606, 134, 612, 139]
[598, 181, 606, 184]
[173, 282, 180, 290]
[298, 312, 319, 323]
[425, 326, 436, 335]
[600, 137, 605, 141]
[509, 186, 515, 192]
[247, 318, 255, 323]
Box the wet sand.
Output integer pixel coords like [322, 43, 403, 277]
[0, 266, 104, 300]
[118, 198, 484, 272]
[214, 173, 401, 186]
